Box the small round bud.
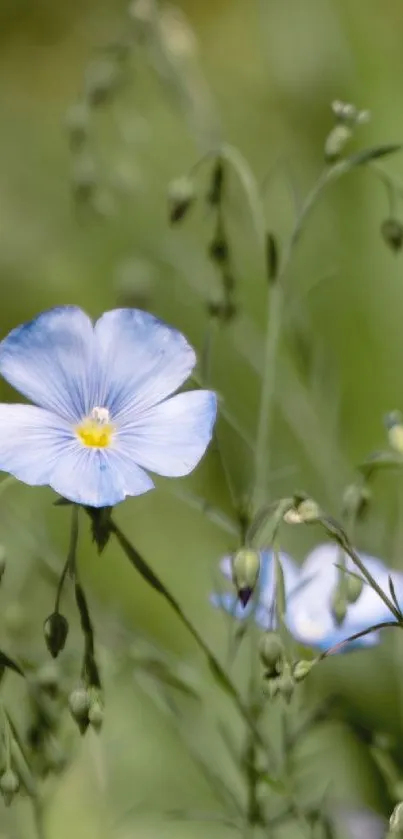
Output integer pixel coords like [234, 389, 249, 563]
[72, 156, 96, 203]
[324, 124, 352, 163]
[69, 686, 90, 731]
[342, 483, 371, 520]
[258, 632, 284, 674]
[284, 498, 320, 524]
[278, 663, 295, 703]
[88, 697, 104, 732]
[84, 60, 121, 107]
[330, 589, 347, 625]
[34, 662, 60, 696]
[64, 102, 90, 150]
[262, 675, 281, 700]
[231, 549, 260, 607]
[43, 612, 69, 658]
[390, 801, 403, 834]
[293, 659, 316, 683]
[381, 218, 403, 254]
[346, 574, 364, 604]
[0, 769, 19, 805]
[168, 176, 195, 223]
[388, 418, 403, 454]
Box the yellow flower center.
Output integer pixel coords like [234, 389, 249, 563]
[76, 407, 115, 448]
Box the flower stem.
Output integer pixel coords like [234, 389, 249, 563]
[252, 168, 332, 513]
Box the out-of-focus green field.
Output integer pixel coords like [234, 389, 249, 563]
[1, 1, 403, 837]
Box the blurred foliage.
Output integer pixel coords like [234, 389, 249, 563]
[1, 0, 403, 837]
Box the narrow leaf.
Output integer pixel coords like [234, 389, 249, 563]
[345, 144, 402, 168]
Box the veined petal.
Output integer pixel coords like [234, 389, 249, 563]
[0, 307, 96, 421]
[94, 309, 197, 418]
[50, 447, 154, 508]
[118, 390, 217, 477]
[0, 404, 74, 485]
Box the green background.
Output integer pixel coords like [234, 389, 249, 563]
[0, 1, 402, 836]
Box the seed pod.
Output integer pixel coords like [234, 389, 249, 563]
[324, 124, 352, 163]
[278, 663, 295, 703]
[69, 686, 91, 734]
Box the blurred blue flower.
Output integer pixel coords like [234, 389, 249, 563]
[212, 544, 403, 652]
[287, 544, 403, 651]
[0, 306, 217, 507]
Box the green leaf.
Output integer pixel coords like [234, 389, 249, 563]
[345, 143, 402, 168]
[358, 450, 403, 478]
[0, 650, 24, 678]
[110, 517, 274, 758]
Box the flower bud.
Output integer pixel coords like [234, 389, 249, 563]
[262, 675, 281, 700]
[293, 659, 316, 683]
[278, 663, 295, 703]
[84, 59, 121, 107]
[69, 686, 90, 734]
[88, 692, 104, 732]
[330, 588, 347, 625]
[331, 587, 348, 623]
[346, 573, 364, 604]
[231, 548, 260, 607]
[258, 632, 284, 675]
[43, 612, 69, 658]
[386, 411, 403, 453]
[72, 155, 96, 203]
[283, 497, 320, 524]
[342, 483, 371, 521]
[64, 102, 90, 150]
[0, 769, 19, 805]
[381, 219, 403, 254]
[324, 124, 352, 162]
[168, 176, 195, 223]
[390, 801, 403, 834]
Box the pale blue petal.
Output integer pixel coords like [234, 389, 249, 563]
[50, 446, 154, 508]
[0, 307, 96, 422]
[210, 592, 254, 620]
[219, 555, 233, 580]
[118, 390, 217, 477]
[0, 404, 74, 486]
[94, 309, 197, 419]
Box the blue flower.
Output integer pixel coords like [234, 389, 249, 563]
[0, 306, 217, 507]
[212, 544, 403, 652]
[211, 550, 300, 629]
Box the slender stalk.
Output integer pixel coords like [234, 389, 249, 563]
[252, 168, 331, 512]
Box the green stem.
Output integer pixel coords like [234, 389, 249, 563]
[252, 168, 331, 512]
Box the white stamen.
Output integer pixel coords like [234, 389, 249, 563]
[90, 407, 111, 425]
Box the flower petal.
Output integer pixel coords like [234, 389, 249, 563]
[50, 447, 154, 508]
[0, 307, 96, 421]
[0, 404, 74, 485]
[94, 309, 196, 418]
[118, 390, 217, 477]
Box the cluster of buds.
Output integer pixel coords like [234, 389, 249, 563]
[69, 685, 104, 735]
[259, 632, 315, 702]
[283, 496, 321, 525]
[324, 100, 370, 163]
